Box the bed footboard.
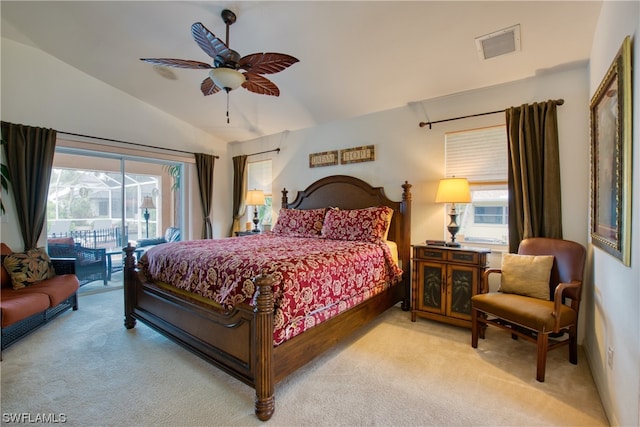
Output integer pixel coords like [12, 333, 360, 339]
[123, 245, 277, 420]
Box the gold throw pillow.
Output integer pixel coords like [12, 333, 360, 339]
[499, 253, 554, 300]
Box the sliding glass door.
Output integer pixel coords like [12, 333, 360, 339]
[48, 148, 183, 289]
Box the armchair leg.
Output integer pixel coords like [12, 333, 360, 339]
[569, 326, 578, 365]
[536, 333, 549, 382]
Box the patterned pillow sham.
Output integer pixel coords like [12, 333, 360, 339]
[321, 206, 394, 242]
[272, 208, 327, 237]
[2, 247, 57, 290]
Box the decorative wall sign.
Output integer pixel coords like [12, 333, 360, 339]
[309, 150, 338, 168]
[590, 36, 632, 266]
[340, 145, 375, 164]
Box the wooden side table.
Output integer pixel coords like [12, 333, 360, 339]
[411, 244, 490, 328]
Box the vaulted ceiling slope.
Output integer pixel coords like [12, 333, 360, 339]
[1, 1, 601, 143]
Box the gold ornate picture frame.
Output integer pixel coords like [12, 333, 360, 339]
[590, 36, 632, 266]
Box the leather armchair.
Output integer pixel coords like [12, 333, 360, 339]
[471, 237, 586, 382]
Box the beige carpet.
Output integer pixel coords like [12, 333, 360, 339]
[1, 288, 608, 426]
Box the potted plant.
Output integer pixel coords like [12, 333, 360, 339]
[0, 137, 10, 214]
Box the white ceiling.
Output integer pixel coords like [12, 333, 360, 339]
[1, 1, 602, 144]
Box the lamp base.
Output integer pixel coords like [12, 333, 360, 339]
[252, 209, 260, 233]
[446, 210, 461, 248]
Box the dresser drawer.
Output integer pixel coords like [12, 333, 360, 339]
[447, 250, 480, 265]
[415, 247, 446, 261]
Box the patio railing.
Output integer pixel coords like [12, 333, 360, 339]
[48, 226, 129, 249]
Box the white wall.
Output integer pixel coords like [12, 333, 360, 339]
[587, 2, 640, 426]
[233, 66, 590, 251]
[0, 38, 234, 248]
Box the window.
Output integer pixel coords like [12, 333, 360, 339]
[445, 126, 508, 246]
[247, 160, 273, 226]
[474, 206, 507, 225]
[48, 149, 184, 249]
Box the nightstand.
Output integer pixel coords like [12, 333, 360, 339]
[411, 244, 490, 328]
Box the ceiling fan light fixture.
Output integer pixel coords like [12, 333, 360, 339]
[209, 68, 245, 91]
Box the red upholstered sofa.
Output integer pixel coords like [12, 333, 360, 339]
[1, 243, 79, 354]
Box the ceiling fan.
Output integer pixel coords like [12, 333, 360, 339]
[141, 9, 299, 122]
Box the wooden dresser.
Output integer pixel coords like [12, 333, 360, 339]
[411, 244, 490, 328]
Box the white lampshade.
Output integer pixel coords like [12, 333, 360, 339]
[209, 68, 246, 91]
[435, 178, 471, 204]
[246, 189, 266, 206]
[139, 195, 156, 210]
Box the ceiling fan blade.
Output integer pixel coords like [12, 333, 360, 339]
[239, 53, 299, 74]
[201, 77, 222, 96]
[242, 73, 280, 96]
[140, 58, 212, 69]
[191, 22, 230, 61]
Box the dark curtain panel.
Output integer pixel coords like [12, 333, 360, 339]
[1, 121, 57, 250]
[505, 100, 563, 252]
[194, 153, 216, 239]
[229, 155, 248, 236]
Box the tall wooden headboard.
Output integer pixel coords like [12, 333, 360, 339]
[281, 175, 412, 310]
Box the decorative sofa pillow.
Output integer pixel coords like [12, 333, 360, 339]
[2, 247, 57, 290]
[498, 253, 555, 300]
[47, 237, 75, 246]
[321, 206, 393, 242]
[272, 208, 327, 237]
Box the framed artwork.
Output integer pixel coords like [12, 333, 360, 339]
[590, 36, 632, 266]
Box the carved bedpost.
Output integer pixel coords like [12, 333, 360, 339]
[123, 244, 137, 329]
[281, 188, 289, 208]
[253, 272, 276, 421]
[401, 181, 412, 311]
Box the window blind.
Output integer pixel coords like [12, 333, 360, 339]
[445, 126, 507, 182]
[247, 160, 273, 195]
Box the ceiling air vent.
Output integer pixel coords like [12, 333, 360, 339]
[475, 24, 521, 60]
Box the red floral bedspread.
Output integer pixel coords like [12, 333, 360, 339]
[139, 234, 403, 345]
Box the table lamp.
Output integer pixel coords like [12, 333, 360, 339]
[246, 190, 266, 232]
[435, 177, 471, 247]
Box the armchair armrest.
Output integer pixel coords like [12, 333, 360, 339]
[551, 280, 582, 331]
[51, 258, 76, 275]
[481, 268, 502, 293]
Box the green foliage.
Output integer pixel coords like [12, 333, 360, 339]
[47, 186, 94, 219]
[163, 164, 181, 191]
[257, 196, 273, 225]
[0, 137, 10, 214]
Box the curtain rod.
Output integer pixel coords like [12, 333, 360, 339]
[418, 99, 564, 129]
[247, 148, 280, 157]
[58, 131, 219, 158]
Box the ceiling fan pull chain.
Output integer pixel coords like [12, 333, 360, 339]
[226, 92, 231, 124]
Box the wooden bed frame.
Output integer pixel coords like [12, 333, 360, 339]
[123, 175, 412, 420]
